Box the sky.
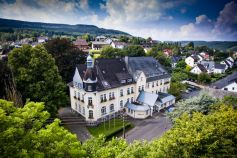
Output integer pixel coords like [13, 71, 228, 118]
[0, 0, 237, 41]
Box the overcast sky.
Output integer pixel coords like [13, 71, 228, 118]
[0, 0, 237, 41]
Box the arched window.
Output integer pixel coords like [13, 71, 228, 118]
[89, 110, 93, 119]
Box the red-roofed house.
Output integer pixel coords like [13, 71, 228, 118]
[74, 39, 89, 50]
[163, 49, 172, 57]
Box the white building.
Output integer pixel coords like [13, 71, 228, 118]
[190, 64, 207, 75]
[221, 57, 235, 70]
[211, 71, 237, 93]
[69, 55, 174, 125]
[111, 41, 127, 49]
[185, 55, 203, 67]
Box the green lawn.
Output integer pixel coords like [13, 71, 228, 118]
[89, 49, 102, 53]
[87, 118, 132, 138]
[93, 53, 101, 59]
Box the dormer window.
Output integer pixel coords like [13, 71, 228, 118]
[127, 78, 132, 82]
[121, 80, 126, 84]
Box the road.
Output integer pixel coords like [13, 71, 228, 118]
[125, 113, 172, 143]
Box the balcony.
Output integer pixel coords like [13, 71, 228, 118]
[101, 98, 107, 103]
[81, 100, 84, 103]
[78, 97, 80, 101]
[74, 96, 77, 99]
[131, 91, 134, 94]
[164, 81, 170, 84]
[120, 94, 123, 97]
[127, 92, 130, 95]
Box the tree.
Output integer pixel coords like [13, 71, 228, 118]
[155, 51, 171, 67]
[0, 99, 85, 157]
[186, 42, 194, 49]
[82, 33, 91, 42]
[44, 38, 86, 82]
[198, 72, 211, 84]
[100, 46, 124, 58]
[175, 60, 186, 69]
[147, 105, 237, 157]
[8, 45, 67, 116]
[124, 45, 146, 57]
[0, 60, 11, 98]
[168, 93, 217, 121]
[168, 82, 186, 100]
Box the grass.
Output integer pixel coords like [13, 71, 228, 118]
[93, 53, 101, 59]
[87, 118, 132, 138]
[89, 49, 102, 53]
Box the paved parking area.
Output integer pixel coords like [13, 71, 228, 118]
[58, 107, 172, 143]
[125, 113, 172, 143]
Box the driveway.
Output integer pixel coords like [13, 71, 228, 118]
[124, 113, 172, 143]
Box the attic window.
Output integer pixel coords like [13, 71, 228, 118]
[127, 78, 132, 82]
[121, 80, 126, 84]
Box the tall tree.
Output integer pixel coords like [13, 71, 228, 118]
[8, 45, 67, 116]
[124, 45, 146, 57]
[44, 38, 86, 82]
[0, 99, 85, 157]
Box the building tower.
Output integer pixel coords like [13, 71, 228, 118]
[83, 53, 97, 92]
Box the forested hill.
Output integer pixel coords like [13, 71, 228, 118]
[0, 18, 130, 36]
[180, 41, 237, 51]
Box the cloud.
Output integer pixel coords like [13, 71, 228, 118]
[212, 1, 237, 40]
[195, 14, 211, 24]
[0, 0, 88, 24]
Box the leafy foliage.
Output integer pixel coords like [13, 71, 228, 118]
[168, 93, 217, 121]
[198, 72, 211, 84]
[0, 99, 85, 157]
[147, 105, 237, 157]
[44, 38, 86, 82]
[168, 82, 186, 100]
[8, 45, 67, 116]
[100, 45, 145, 58]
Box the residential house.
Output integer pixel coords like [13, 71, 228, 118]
[111, 41, 127, 49]
[163, 48, 172, 57]
[213, 63, 226, 74]
[190, 64, 207, 74]
[91, 41, 110, 50]
[199, 52, 210, 60]
[171, 56, 182, 68]
[74, 39, 89, 50]
[210, 71, 237, 92]
[221, 57, 235, 69]
[37, 36, 48, 43]
[69, 55, 174, 125]
[95, 35, 107, 42]
[185, 55, 203, 67]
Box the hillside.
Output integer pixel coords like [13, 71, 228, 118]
[0, 18, 130, 36]
[180, 41, 237, 51]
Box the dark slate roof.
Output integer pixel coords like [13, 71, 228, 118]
[76, 58, 134, 91]
[171, 56, 182, 63]
[127, 57, 170, 82]
[210, 71, 237, 89]
[214, 63, 226, 69]
[191, 55, 200, 61]
[197, 64, 207, 72]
